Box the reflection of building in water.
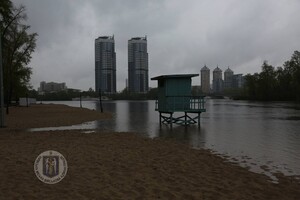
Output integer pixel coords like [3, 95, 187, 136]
[100, 101, 117, 113]
[95, 101, 116, 130]
[93, 101, 150, 133]
[128, 101, 149, 132]
[114, 101, 129, 132]
[157, 125, 206, 148]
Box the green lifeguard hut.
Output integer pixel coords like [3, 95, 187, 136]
[151, 74, 206, 128]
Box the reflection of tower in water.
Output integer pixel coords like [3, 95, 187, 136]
[156, 124, 207, 148]
[128, 101, 149, 132]
[93, 101, 150, 133]
[95, 101, 116, 131]
[114, 101, 129, 132]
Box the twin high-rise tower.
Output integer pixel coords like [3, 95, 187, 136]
[95, 36, 116, 94]
[95, 36, 148, 94]
[128, 37, 149, 93]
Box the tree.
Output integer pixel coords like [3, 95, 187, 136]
[0, 1, 13, 23]
[244, 73, 259, 100]
[1, 1, 37, 113]
[243, 51, 300, 101]
[257, 61, 277, 100]
[283, 51, 300, 100]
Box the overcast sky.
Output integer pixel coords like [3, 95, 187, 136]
[12, 0, 300, 91]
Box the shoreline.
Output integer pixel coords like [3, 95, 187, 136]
[2, 104, 112, 130]
[0, 104, 299, 199]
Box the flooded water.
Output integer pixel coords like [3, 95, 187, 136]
[39, 99, 300, 180]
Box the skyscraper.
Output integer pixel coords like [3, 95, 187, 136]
[200, 65, 210, 94]
[95, 36, 116, 94]
[128, 36, 149, 93]
[224, 67, 234, 89]
[213, 66, 223, 94]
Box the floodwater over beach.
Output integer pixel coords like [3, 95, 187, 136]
[39, 99, 300, 180]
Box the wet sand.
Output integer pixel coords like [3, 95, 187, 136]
[4, 104, 112, 129]
[0, 104, 299, 199]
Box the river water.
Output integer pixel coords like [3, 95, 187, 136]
[39, 99, 300, 180]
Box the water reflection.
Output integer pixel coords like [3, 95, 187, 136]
[96, 101, 116, 131]
[157, 125, 206, 149]
[42, 100, 300, 178]
[128, 101, 149, 132]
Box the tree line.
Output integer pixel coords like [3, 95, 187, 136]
[29, 49, 300, 102]
[1, 0, 37, 113]
[28, 87, 158, 101]
[243, 51, 300, 101]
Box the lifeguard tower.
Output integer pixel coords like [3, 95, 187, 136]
[151, 74, 206, 128]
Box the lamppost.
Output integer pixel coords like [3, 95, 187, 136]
[0, 30, 5, 127]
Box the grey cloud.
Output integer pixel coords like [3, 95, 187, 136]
[11, 0, 300, 91]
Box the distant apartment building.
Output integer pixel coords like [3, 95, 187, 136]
[213, 67, 223, 94]
[200, 65, 210, 94]
[225, 68, 244, 89]
[232, 74, 244, 88]
[128, 36, 149, 93]
[95, 35, 116, 94]
[224, 67, 234, 89]
[38, 81, 67, 94]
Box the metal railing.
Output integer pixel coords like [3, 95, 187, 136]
[155, 96, 206, 112]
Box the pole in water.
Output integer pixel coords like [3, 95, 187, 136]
[80, 93, 82, 108]
[159, 112, 162, 128]
[99, 89, 103, 113]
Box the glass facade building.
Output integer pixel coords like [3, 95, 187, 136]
[128, 37, 149, 93]
[95, 36, 116, 94]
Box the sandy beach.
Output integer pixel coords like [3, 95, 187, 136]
[0, 104, 299, 199]
[4, 104, 112, 129]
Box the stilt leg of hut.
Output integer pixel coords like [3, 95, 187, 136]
[159, 112, 162, 128]
[184, 112, 187, 126]
[170, 113, 173, 129]
[198, 112, 200, 128]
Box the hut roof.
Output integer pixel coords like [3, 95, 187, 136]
[151, 74, 198, 80]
